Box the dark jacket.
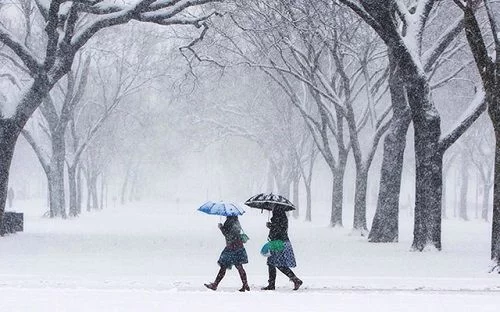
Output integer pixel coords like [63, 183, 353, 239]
[220, 216, 244, 249]
[267, 209, 289, 241]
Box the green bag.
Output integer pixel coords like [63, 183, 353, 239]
[268, 239, 285, 252]
[240, 233, 250, 243]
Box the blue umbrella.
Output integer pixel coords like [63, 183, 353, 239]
[198, 201, 245, 217]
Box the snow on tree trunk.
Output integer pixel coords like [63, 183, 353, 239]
[49, 132, 66, 218]
[407, 77, 443, 251]
[330, 167, 345, 227]
[353, 167, 369, 234]
[0, 119, 19, 235]
[68, 165, 78, 217]
[492, 130, 500, 266]
[369, 118, 411, 241]
[369, 61, 411, 243]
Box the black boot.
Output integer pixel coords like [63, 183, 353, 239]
[261, 284, 275, 290]
[204, 267, 226, 291]
[204, 283, 217, 290]
[291, 277, 303, 290]
[261, 265, 276, 290]
[278, 267, 303, 290]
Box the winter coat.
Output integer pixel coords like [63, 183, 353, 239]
[267, 210, 289, 241]
[220, 216, 244, 250]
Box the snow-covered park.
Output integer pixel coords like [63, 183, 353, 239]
[1, 200, 498, 311]
[2, 0, 500, 311]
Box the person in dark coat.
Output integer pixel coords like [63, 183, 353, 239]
[262, 207, 303, 290]
[204, 216, 250, 292]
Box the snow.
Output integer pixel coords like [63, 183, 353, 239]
[1, 200, 499, 311]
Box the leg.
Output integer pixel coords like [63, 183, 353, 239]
[235, 264, 250, 292]
[204, 266, 226, 290]
[277, 267, 303, 290]
[261, 265, 276, 290]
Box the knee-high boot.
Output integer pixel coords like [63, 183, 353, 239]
[261, 265, 276, 290]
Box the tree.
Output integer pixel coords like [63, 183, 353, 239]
[339, 0, 486, 250]
[453, 0, 500, 269]
[0, 0, 220, 231]
[464, 118, 494, 221]
[66, 25, 165, 216]
[22, 54, 90, 218]
[213, 1, 391, 230]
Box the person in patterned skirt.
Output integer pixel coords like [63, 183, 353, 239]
[204, 216, 250, 292]
[262, 208, 303, 290]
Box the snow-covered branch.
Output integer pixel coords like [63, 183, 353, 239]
[422, 18, 464, 72]
[0, 27, 42, 74]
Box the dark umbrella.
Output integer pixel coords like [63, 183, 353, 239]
[244, 193, 296, 211]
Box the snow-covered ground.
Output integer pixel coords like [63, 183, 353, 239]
[0, 200, 499, 311]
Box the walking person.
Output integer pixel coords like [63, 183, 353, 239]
[262, 207, 303, 290]
[204, 216, 250, 292]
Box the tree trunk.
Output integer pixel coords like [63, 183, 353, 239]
[121, 167, 131, 205]
[492, 127, 500, 266]
[86, 183, 92, 212]
[459, 159, 469, 221]
[0, 119, 20, 235]
[128, 171, 137, 202]
[369, 57, 411, 243]
[292, 176, 299, 218]
[407, 78, 443, 251]
[76, 165, 82, 214]
[48, 132, 66, 218]
[46, 178, 52, 215]
[305, 183, 312, 222]
[100, 175, 105, 210]
[91, 176, 99, 210]
[483, 184, 491, 221]
[353, 167, 368, 233]
[330, 168, 345, 227]
[68, 164, 78, 217]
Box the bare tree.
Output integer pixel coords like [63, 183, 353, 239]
[453, 0, 500, 269]
[464, 119, 494, 221]
[0, 0, 220, 233]
[339, 0, 486, 250]
[211, 1, 391, 230]
[21, 54, 90, 218]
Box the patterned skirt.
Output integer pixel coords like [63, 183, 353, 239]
[218, 246, 248, 269]
[267, 240, 296, 268]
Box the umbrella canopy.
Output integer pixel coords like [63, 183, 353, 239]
[244, 193, 296, 211]
[198, 201, 245, 217]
